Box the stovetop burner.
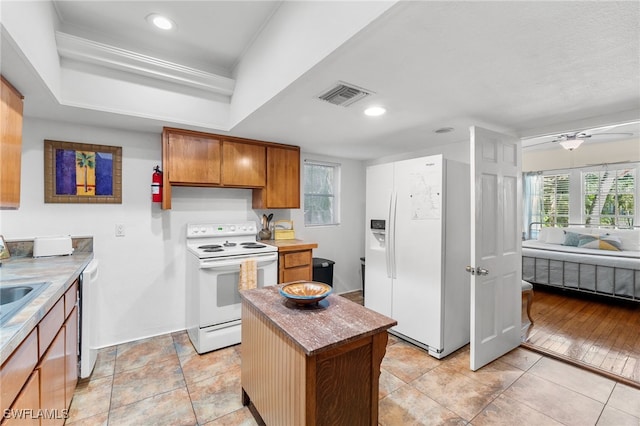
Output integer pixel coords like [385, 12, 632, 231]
[242, 243, 266, 249]
[198, 244, 222, 250]
[223, 241, 237, 247]
[203, 248, 224, 252]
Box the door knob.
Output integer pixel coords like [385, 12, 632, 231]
[465, 266, 489, 276]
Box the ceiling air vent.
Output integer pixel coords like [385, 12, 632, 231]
[316, 82, 372, 107]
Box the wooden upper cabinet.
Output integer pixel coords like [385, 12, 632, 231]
[253, 146, 300, 209]
[221, 140, 265, 187]
[161, 127, 300, 209]
[166, 131, 221, 185]
[1, 76, 24, 209]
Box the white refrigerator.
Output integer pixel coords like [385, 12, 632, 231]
[364, 154, 470, 359]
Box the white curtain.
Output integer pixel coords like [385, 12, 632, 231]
[522, 172, 543, 240]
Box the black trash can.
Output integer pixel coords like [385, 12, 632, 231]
[312, 257, 335, 287]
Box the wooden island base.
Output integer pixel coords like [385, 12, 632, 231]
[240, 286, 396, 426]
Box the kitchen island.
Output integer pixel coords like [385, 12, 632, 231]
[240, 285, 396, 426]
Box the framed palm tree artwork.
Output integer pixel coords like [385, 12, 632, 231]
[44, 140, 122, 203]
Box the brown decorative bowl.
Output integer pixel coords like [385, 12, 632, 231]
[279, 281, 332, 305]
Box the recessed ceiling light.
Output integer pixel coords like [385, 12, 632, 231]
[146, 13, 175, 30]
[434, 127, 454, 134]
[364, 106, 386, 117]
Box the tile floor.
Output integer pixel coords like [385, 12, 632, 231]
[65, 329, 640, 426]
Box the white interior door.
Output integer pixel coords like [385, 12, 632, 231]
[469, 126, 522, 371]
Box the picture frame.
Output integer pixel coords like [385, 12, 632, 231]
[0, 235, 10, 259]
[44, 140, 122, 204]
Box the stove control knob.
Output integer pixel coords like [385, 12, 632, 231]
[199, 227, 206, 234]
[230, 225, 236, 232]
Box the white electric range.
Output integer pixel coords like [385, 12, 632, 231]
[185, 221, 278, 353]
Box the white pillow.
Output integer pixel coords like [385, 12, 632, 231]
[609, 230, 640, 251]
[537, 228, 549, 242]
[545, 227, 566, 244]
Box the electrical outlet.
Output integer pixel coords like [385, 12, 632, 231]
[115, 223, 125, 237]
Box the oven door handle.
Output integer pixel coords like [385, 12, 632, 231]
[198, 254, 278, 270]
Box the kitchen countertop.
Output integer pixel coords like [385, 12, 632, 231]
[240, 285, 396, 356]
[0, 253, 93, 364]
[261, 239, 318, 252]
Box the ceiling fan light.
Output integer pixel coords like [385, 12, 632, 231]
[146, 13, 175, 30]
[559, 139, 584, 151]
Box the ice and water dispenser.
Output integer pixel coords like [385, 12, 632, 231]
[370, 219, 386, 247]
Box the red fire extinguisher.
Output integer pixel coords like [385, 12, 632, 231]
[151, 165, 163, 203]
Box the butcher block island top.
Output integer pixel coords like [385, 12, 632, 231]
[240, 284, 396, 425]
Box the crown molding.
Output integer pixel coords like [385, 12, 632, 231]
[55, 31, 235, 97]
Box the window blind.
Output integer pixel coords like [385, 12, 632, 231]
[542, 174, 570, 227]
[583, 168, 635, 227]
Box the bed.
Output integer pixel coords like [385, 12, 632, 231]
[522, 225, 640, 302]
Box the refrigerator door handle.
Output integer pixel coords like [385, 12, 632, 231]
[385, 194, 393, 278]
[390, 191, 398, 279]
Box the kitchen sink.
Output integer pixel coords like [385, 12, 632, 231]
[0, 281, 50, 325]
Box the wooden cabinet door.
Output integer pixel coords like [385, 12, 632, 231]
[0, 76, 24, 209]
[279, 250, 313, 283]
[39, 329, 66, 426]
[222, 141, 265, 187]
[253, 146, 300, 209]
[5, 370, 40, 426]
[64, 307, 78, 409]
[167, 132, 221, 184]
[0, 330, 38, 414]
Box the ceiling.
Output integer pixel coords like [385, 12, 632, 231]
[1, 1, 639, 160]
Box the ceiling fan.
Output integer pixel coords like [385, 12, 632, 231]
[522, 122, 638, 151]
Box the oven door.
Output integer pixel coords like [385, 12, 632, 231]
[197, 252, 278, 327]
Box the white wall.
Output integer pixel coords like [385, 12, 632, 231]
[366, 140, 470, 166]
[289, 153, 366, 295]
[0, 117, 368, 347]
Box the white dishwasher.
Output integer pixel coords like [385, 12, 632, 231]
[79, 259, 99, 378]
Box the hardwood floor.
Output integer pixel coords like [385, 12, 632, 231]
[522, 285, 640, 389]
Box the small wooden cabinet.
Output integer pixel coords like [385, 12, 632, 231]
[252, 146, 300, 209]
[0, 75, 24, 209]
[265, 240, 318, 283]
[221, 140, 265, 187]
[280, 250, 313, 283]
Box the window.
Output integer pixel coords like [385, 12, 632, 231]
[583, 168, 635, 227]
[303, 161, 340, 226]
[542, 174, 570, 227]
